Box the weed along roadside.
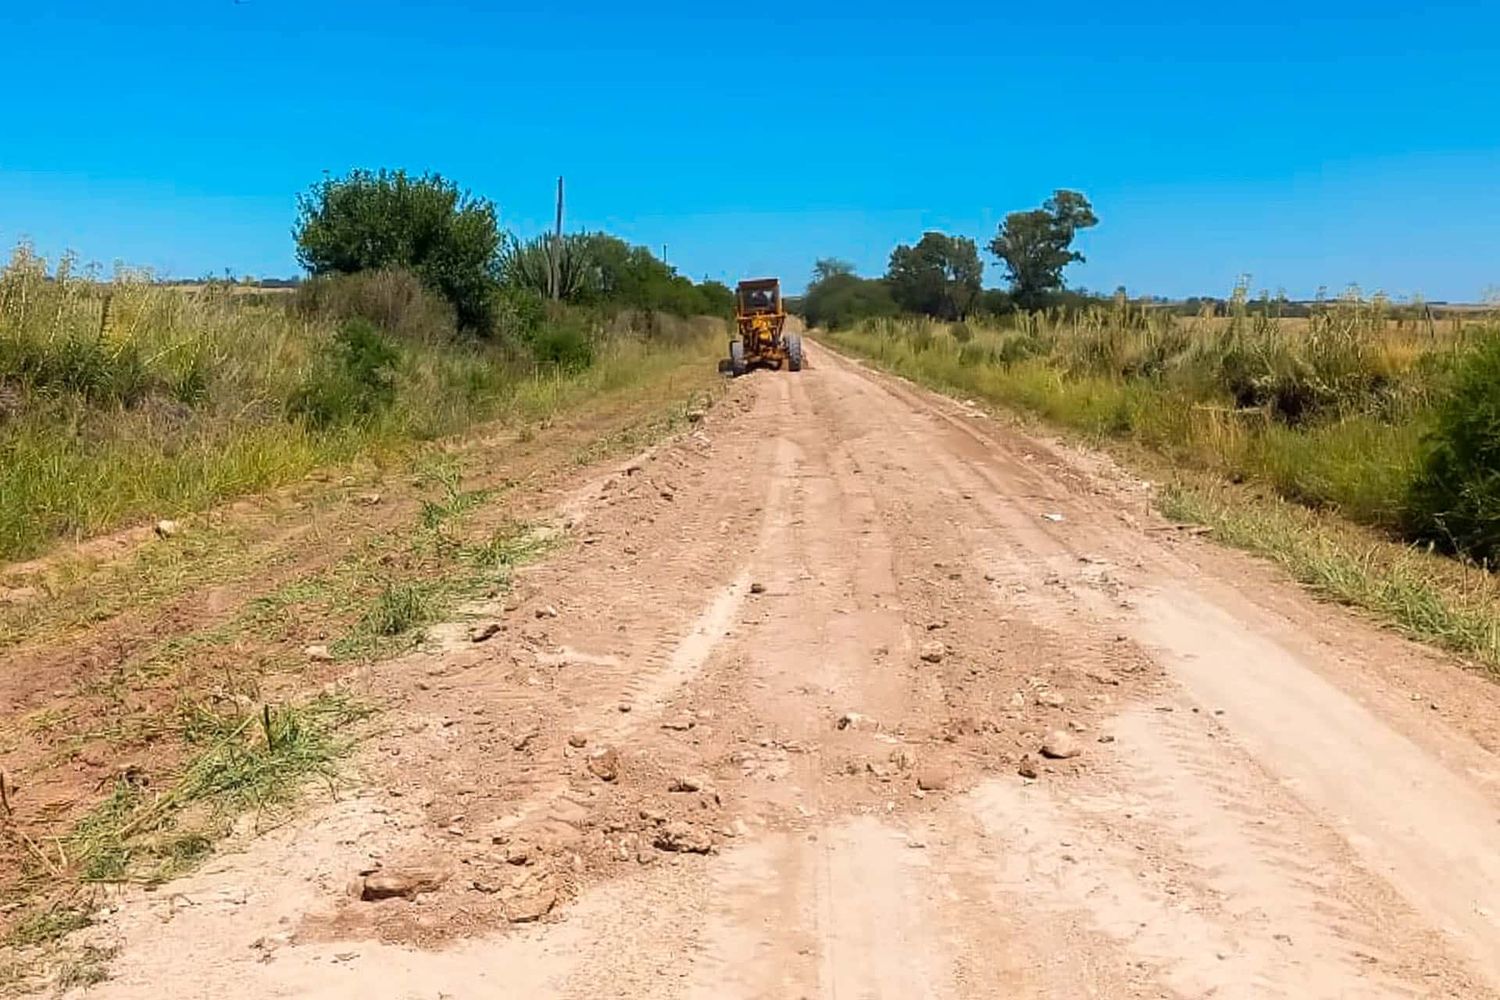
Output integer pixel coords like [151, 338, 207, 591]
[823, 303, 1500, 673]
[0, 305, 727, 987]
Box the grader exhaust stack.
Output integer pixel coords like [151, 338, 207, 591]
[721, 278, 802, 376]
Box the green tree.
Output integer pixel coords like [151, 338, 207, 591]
[294, 169, 502, 332]
[885, 232, 983, 320]
[802, 261, 898, 329]
[987, 190, 1098, 311]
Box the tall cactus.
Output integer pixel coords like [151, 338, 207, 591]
[500, 233, 593, 301]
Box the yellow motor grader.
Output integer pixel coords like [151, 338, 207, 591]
[721, 278, 802, 376]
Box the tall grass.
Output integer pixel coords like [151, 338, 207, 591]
[826, 294, 1496, 548]
[0, 243, 722, 562]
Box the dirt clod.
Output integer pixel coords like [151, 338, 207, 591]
[919, 641, 947, 664]
[915, 766, 951, 791]
[1040, 730, 1082, 760]
[587, 747, 621, 782]
[154, 519, 182, 539]
[304, 644, 334, 662]
[1017, 754, 1040, 779]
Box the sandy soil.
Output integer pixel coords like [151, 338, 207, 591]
[40, 340, 1500, 998]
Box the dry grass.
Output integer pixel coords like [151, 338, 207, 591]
[0, 242, 725, 564]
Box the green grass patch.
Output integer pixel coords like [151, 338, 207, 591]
[1160, 481, 1500, 671]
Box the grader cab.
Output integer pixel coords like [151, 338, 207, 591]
[722, 278, 803, 376]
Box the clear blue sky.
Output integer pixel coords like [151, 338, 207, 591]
[2, 1, 1497, 300]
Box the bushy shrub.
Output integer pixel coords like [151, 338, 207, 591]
[1405, 333, 1500, 562]
[293, 170, 501, 333]
[528, 319, 594, 370]
[288, 319, 401, 428]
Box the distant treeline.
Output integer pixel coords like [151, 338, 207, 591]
[795, 190, 1472, 329]
[798, 190, 1100, 329]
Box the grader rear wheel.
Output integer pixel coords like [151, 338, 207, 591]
[729, 340, 747, 377]
[786, 333, 804, 372]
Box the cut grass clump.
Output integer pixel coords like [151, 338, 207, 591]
[364, 582, 439, 639]
[60, 693, 371, 885]
[55, 945, 116, 989]
[5, 905, 92, 947]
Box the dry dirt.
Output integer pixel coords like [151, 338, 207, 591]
[19, 340, 1500, 998]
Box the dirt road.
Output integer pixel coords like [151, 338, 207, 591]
[73, 340, 1500, 998]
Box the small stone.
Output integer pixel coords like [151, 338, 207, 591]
[359, 868, 446, 901]
[355, 492, 382, 506]
[836, 711, 868, 731]
[1017, 755, 1040, 779]
[469, 622, 501, 643]
[1097, 734, 1116, 744]
[536, 605, 559, 619]
[503, 885, 557, 923]
[154, 519, 182, 539]
[1036, 690, 1066, 708]
[567, 733, 588, 748]
[1086, 668, 1120, 686]
[749, 582, 766, 595]
[304, 644, 334, 662]
[915, 766, 951, 792]
[919, 641, 946, 664]
[587, 747, 621, 782]
[653, 821, 713, 854]
[1040, 730, 1082, 760]
[668, 775, 706, 793]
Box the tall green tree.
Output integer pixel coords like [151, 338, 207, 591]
[987, 190, 1098, 311]
[885, 232, 983, 320]
[294, 169, 502, 332]
[802, 260, 898, 329]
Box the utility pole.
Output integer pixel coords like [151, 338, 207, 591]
[662, 244, 668, 266]
[551, 175, 564, 302]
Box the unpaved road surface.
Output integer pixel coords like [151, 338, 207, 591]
[70, 341, 1500, 998]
